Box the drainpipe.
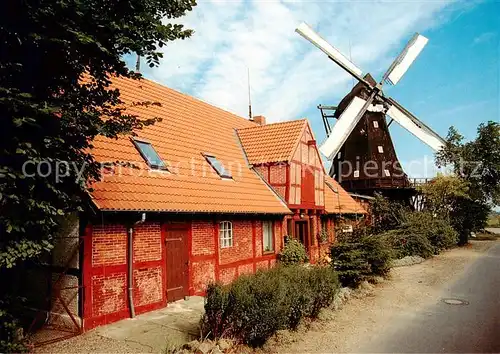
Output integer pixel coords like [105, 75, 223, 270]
[127, 212, 146, 318]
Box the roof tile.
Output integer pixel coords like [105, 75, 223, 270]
[90, 76, 290, 214]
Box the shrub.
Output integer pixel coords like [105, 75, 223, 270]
[278, 239, 309, 266]
[330, 227, 393, 287]
[381, 212, 458, 258]
[201, 265, 339, 347]
[361, 234, 393, 277]
[380, 229, 434, 259]
[0, 298, 30, 353]
[330, 241, 369, 287]
[405, 212, 458, 252]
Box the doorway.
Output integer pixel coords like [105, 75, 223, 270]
[164, 225, 189, 302]
[295, 221, 309, 250]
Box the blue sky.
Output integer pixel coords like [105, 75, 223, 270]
[130, 0, 499, 178]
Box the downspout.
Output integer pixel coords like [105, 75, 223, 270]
[128, 212, 146, 318]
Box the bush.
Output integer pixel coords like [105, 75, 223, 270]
[381, 212, 458, 258]
[201, 265, 339, 347]
[381, 229, 435, 259]
[278, 239, 309, 266]
[330, 241, 369, 287]
[0, 298, 30, 353]
[330, 227, 393, 287]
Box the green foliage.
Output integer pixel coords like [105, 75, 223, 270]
[418, 174, 469, 220]
[371, 193, 409, 232]
[278, 238, 309, 266]
[0, 298, 30, 353]
[330, 241, 369, 287]
[0, 0, 195, 268]
[381, 229, 435, 259]
[330, 227, 393, 287]
[380, 211, 458, 258]
[487, 211, 500, 227]
[435, 122, 499, 243]
[436, 122, 500, 205]
[201, 265, 339, 347]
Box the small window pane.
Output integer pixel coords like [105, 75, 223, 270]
[263, 221, 273, 252]
[134, 140, 165, 169]
[354, 170, 359, 178]
[219, 221, 233, 248]
[378, 146, 384, 153]
[205, 155, 232, 178]
[373, 121, 379, 128]
[384, 169, 391, 177]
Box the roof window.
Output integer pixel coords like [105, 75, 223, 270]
[132, 138, 167, 170]
[203, 153, 232, 179]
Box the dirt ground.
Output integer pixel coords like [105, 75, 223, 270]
[264, 240, 499, 353]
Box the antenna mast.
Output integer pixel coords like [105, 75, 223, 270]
[247, 67, 253, 120]
[136, 55, 141, 73]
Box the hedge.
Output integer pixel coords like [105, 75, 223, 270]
[201, 265, 339, 347]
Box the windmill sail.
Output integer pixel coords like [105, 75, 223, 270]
[386, 100, 445, 151]
[295, 23, 364, 82]
[319, 96, 368, 159]
[384, 33, 428, 85]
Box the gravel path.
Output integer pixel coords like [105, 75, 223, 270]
[267, 240, 498, 353]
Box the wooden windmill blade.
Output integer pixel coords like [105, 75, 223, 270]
[383, 33, 429, 86]
[385, 98, 445, 151]
[295, 23, 367, 86]
[319, 96, 368, 159]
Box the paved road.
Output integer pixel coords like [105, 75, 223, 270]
[362, 242, 500, 353]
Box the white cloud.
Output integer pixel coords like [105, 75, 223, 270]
[473, 31, 496, 44]
[145, 0, 461, 122]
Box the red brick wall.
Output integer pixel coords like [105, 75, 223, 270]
[92, 225, 127, 266]
[133, 223, 161, 262]
[220, 220, 253, 264]
[84, 217, 284, 330]
[85, 222, 164, 330]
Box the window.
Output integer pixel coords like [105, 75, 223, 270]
[373, 121, 379, 128]
[378, 145, 384, 153]
[263, 221, 274, 252]
[204, 154, 232, 179]
[353, 170, 359, 178]
[132, 139, 167, 170]
[219, 221, 233, 248]
[384, 169, 391, 177]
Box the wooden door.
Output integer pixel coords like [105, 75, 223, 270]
[295, 221, 309, 250]
[165, 226, 189, 302]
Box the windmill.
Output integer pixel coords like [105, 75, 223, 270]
[295, 23, 445, 200]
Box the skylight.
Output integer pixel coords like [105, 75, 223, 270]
[203, 154, 232, 179]
[132, 139, 167, 170]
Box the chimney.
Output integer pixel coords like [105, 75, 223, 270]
[253, 115, 266, 125]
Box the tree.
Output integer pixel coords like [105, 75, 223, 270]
[0, 0, 196, 268]
[436, 122, 500, 204]
[418, 174, 469, 221]
[435, 121, 500, 244]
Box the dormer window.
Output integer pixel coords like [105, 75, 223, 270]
[132, 138, 167, 170]
[203, 153, 232, 179]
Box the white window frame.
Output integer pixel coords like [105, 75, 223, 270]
[219, 221, 233, 248]
[353, 170, 360, 178]
[262, 221, 274, 252]
[373, 120, 379, 128]
[384, 169, 391, 177]
[378, 145, 384, 153]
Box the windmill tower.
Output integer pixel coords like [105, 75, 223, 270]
[296, 23, 445, 200]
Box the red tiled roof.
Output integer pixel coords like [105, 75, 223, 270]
[90, 76, 290, 214]
[236, 120, 307, 164]
[324, 176, 367, 214]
